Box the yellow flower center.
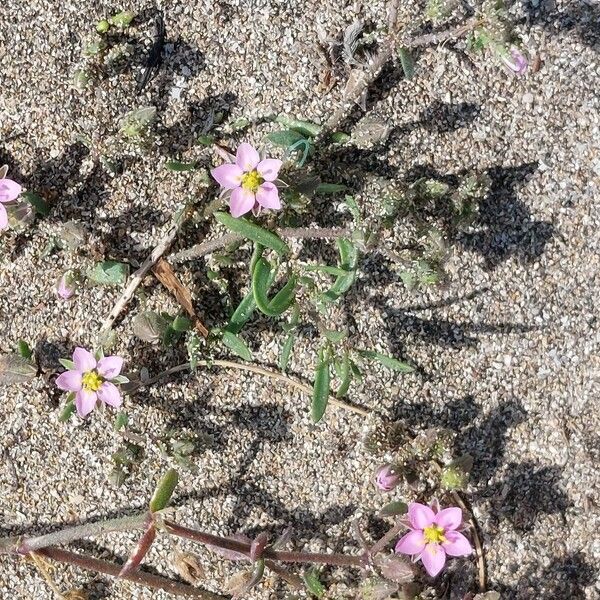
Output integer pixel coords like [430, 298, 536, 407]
[423, 525, 446, 545]
[241, 170, 263, 193]
[82, 370, 103, 392]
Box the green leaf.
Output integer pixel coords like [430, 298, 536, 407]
[335, 352, 352, 398]
[398, 48, 415, 79]
[279, 333, 295, 372]
[275, 115, 322, 138]
[252, 258, 296, 317]
[59, 358, 75, 370]
[0, 354, 37, 385]
[311, 350, 330, 423]
[303, 568, 325, 598]
[214, 212, 289, 256]
[166, 161, 196, 172]
[59, 400, 76, 422]
[226, 291, 256, 335]
[331, 131, 351, 143]
[109, 10, 134, 28]
[149, 468, 179, 512]
[266, 129, 306, 148]
[196, 134, 215, 146]
[17, 340, 33, 360]
[268, 276, 297, 315]
[171, 315, 192, 332]
[357, 350, 414, 373]
[133, 311, 170, 343]
[322, 239, 359, 303]
[120, 106, 157, 138]
[114, 411, 129, 431]
[87, 260, 130, 286]
[22, 191, 50, 216]
[222, 331, 252, 361]
[379, 500, 408, 517]
[323, 329, 347, 344]
[315, 183, 347, 194]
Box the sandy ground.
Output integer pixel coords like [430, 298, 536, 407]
[0, 0, 599, 598]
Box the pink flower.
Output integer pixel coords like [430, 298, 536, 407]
[499, 46, 528, 75]
[56, 347, 124, 417]
[0, 177, 22, 230]
[395, 502, 472, 577]
[211, 143, 282, 218]
[56, 271, 79, 300]
[375, 464, 401, 492]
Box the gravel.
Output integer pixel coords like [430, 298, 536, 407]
[0, 0, 599, 598]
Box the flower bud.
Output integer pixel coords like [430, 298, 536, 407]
[498, 46, 528, 75]
[56, 270, 79, 300]
[375, 464, 401, 492]
[96, 19, 110, 34]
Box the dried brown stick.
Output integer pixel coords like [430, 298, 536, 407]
[451, 490, 486, 592]
[133, 360, 369, 416]
[152, 258, 209, 337]
[318, 18, 478, 139]
[97, 204, 197, 341]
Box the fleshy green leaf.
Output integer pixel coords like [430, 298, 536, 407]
[114, 411, 129, 431]
[133, 311, 170, 343]
[311, 350, 330, 423]
[149, 468, 179, 512]
[171, 315, 192, 332]
[17, 341, 33, 360]
[252, 258, 297, 317]
[335, 352, 352, 398]
[226, 291, 256, 335]
[266, 129, 307, 148]
[215, 212, 289, 256]
[357, 350, 414, 373]
[275, 115, 322, 138]
[222, 331, 252, 361]
[87, 260, 130, 286]
[166, 161, 197, 172]
[59, 358, 76, 370]
[315, 183, 347, 194]
[398, 48, 415, 79]
[22, 191, 50, 216]
[59, 400, 76, 422]
[0, 354, 37, 385]
[322, 239, 359, 303]
[279, 333, 295, 372]
[303, 568, 325, 598]
[379, 500, 408, 517]
[322, 329, 347, 344]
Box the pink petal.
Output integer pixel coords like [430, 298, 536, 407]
[75, 389, 97, 417]
[256, 159, 282, 182]
[236, 143, 260, 171]
[56, 370, 83, 392]
[395, 530, 426, 555]
[255, 182, 281, 210]
[97, 356, 124, 379]
[97, 382, 122, 408]
[0, 179, 22, 203]
[420, 544, 446, 577]
[229, 187, 255, 218]
[435, 507, 462, 531]
[0, 204, 7, 229]
[73, 347, 97, 372]
[442, 531, 472, 557]
[211, 163, 243, 190]
[408, 503, 436, 530]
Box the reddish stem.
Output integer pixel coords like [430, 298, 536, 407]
[35, 547, 225, 599]
[163, 521, 362, 568]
